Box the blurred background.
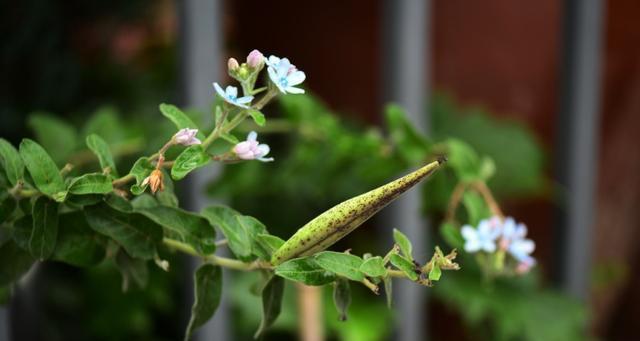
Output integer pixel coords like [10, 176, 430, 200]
[1, 0, 639, 340]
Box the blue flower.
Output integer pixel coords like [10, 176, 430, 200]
[213, 83, 254, 108]
[497, 216, 536, 262]
[266, 55, 306, 94]
[461, 216, 502, 253]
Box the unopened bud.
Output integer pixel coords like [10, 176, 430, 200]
[227, 57, 239, 71]
[246, 49, 264, 68]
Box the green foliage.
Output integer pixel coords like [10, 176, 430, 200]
[68, 173, 114, 195]
[314, 251, 365, 282]
[185, 264, 222, 341]
[137, 205, 216, 255]
[389, 254, 418, 281]
[201, 205, 267, 261]
[254, 275, 285, 339]
[0, 138, 24, 186]
[359, 256, 387, 277]
[19, 139, 66, 200]
[248, 109, 266, 127]
[86, 134, 119, 176]
[0, 240, 34, 286]
[333, 278, 351, 321]
[171, 145, 211, 180]
[385, 104, 430, 165]
[28, 113, 78, 165]
[85, 203, 162, 260]
[393, 228, 413, 260]
[159, 103, 205, 140]
[29, 196, 59, 260]
[53, 211, 106, 267]
[274, 257, 336, 286]
[128, 157, 155, 195]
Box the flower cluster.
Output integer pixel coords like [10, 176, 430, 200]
[461, 216, 536, 274]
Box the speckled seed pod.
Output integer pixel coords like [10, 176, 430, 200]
[271, 159, 444, 265]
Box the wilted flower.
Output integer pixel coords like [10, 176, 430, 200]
[233, 131, 273, 162]
[461, 216, 502, 253]
[227, 57, 239, 71]
[142, 169, 164, 193]
[213, 83, 254, 108]
[266, 55, 306, 94]
[173, 128, 201, 146]
[246, 49, 264, 68]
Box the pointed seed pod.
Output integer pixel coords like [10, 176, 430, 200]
[271, 159, 444, 265]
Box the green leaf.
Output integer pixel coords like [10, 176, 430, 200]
[11, 215, 32, 250]
[53, 211, 105, 267]
[115, 248, 149, 291]
[128, 157, 155, 195]
[393, 228, 413, 260]
[440, 222, 464, 249]
[28, 113, 77, 165]
[19, 139, 66, 199]
[82, 106, 125, 144]
[389, 254, 418, 281]
[86, 134, 118, 176]
[159, 103, 205, 139]
[85, 203, 162, 260]
[248, 110, 266, 127]
[65, 194, 103, 208]
[274, 257, 336, 286]
[314, 251, 365, 281]
[0, 241, 34, 286]
[385, 104, 430, 164]
[137, 205, 216, 255]
[429, 264, 442, 281]
[68, 173, 113, 195]
[383, 276, 393, 308]
[254, 234, 285, 260]
[184, 264, 222, 341]
[105, 193, 134, 212]
[359, 256, 387, 277]
[446, 138, 481, 182]
[462, 191, 490, 226]
[332, 278, 351, 321]
[0, 196, 16, 223]
[171, 145, 211, 180]
[254, 275, 284, 339]
[0, 138, 24, 186]
[201, 205, 265, 260]
[29, 196, 59, 260]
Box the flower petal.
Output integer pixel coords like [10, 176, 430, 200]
[287, 71, 306, 86]
[213, 82, 226, 97]
[256, 144, 270, 158]
[235, 96, 254, 104]
[285, 86, 305, 94]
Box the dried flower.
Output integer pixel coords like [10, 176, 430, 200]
[142, 169, 164, 193]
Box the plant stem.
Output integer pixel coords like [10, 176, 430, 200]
[162, 237, 271, 271]
[471, 181, 504, 218]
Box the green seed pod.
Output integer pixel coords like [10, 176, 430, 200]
[271, 159, 444, 265]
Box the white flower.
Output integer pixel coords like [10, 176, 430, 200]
[233, 131, 273, 162]
[461, 216, 502, 253]
[266, 55, 306, 94]
[173, 128, 201, 146]
[498, 216, 536, 262]
[213, 83, 254, 108]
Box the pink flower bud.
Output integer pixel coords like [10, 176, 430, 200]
[246, 49, 264, 68]
[227, 57, 239, 71]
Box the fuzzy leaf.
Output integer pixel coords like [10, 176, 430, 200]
[201, 205, 265, 260]
[138, 205, 216, 255]
[68, 173, 113, 195]
[359, 256, 387, 277]
[275, 257, 336, 286]
[184, 264, 222, 341]
[254, 275, 284, 339]
[0, 138, 24, 186]
[19, 139, 66, 199]
[85, 203, 161, 260]
[115, 249, 149, 291]
[314, 251, 365, 281]
[393, 228, 413, 260]
[86, 134, 118, 176]
[389, 254, 418, 281]
[53, 211, 106, 267]
[29, 196, 59, 260]
[171, 145, 211, 180]
[333, 278, 351, 321]
[28, 114, 77, 165]
[248, 110, 266, 127]
[159, 104, 205, 139]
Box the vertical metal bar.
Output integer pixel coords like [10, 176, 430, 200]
[179, 1, 229, 340]
[381, 0, 431, 340]
[555, 0, 604, 299]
